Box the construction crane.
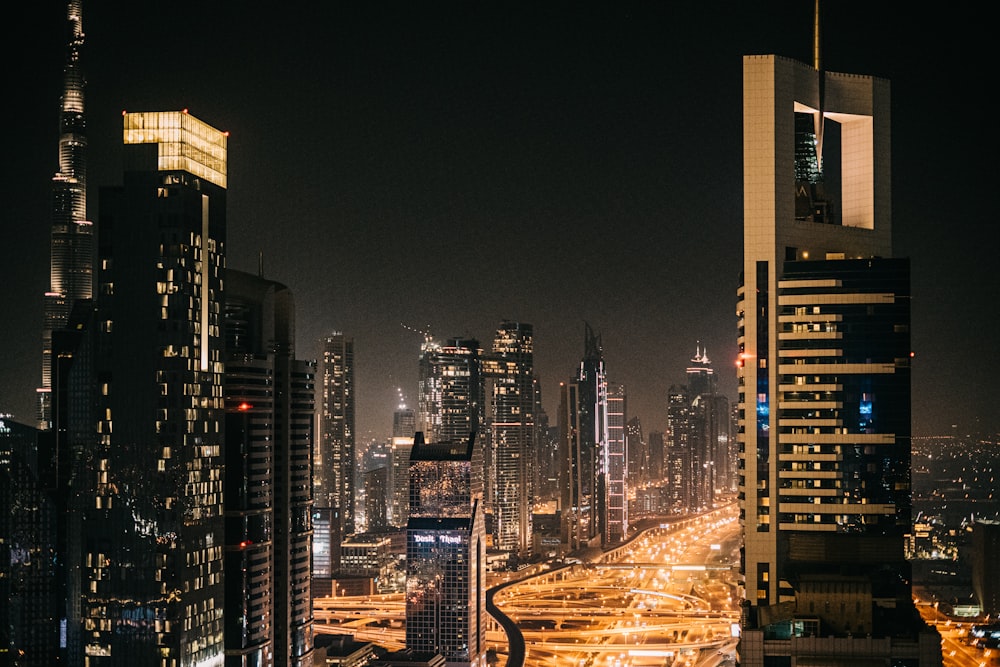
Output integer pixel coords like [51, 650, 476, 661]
[400, 322, 436, 352]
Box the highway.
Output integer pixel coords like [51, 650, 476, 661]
[313, 503, 742, 667]
[916, 602, 998, 667]
[491, 505, 741, 667]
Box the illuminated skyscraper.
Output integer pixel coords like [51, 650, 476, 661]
[605, 381, 627, 544]
[483, 320, 535, 557]
[405, 433, 486, 667]
[557, 324, 609, 551]
[417, 337, 483, 445]
[80, 110, 227, 663]
[393, 402, 416, 438]
[389, 436, 415, 527]
[737, 40, 940, 665]
[558, 380, 591, 550]
[665, 345, 729, 513]
[39, 0, 93, 430]
[317, 332, 355, 537]
[625, 416, 646, 487]
[578, 324, 611, 545]
[224, 269, 316, 666]
[665, 384, 696, 513]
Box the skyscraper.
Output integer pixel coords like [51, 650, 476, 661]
[646, 430, 665, 485]
[625, 416, 646, 488]
[665, 345, 728, 513]
[317, 332, 355, 537]
[224, 269, 316, 666]
[483, 320, 535, 558]
[80, 110, 227, 662]
[393, 402, 416, 439]
[605, 380, 627, 544]
[39, 0, 93, 430]
[558, 380, 592, 551]
[665, 385, 697, 513]
[737, 43, 940, 666]
[971, 520, 1000, 619]
[364, 466, 390, 533]
[417, 337, 484, 445]
[557, 324, 610, 552]
[389, 436, 415, 528]
[577, 324, 610, 546]
[0, 416, 61, 665]
[405, 433, 486, 667]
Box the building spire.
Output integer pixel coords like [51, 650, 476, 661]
[813, 0, 826, 174]
[813, 0, 822, 71]
[39, 0, 92, 429]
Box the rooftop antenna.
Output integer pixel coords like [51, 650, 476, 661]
[813, 0, 826, 174]
[813, 0, 822, 71]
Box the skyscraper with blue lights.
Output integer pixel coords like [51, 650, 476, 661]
[737, 43, 940, 666]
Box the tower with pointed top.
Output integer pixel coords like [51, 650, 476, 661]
[39, 0, 93, 430]
[736, 6, 940, 665]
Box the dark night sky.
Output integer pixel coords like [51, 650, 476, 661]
[2, 2, 996, 441]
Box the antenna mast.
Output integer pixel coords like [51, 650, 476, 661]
[813, 0, 825, 175]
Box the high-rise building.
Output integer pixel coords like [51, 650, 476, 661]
[364, 466, 390, 533]
[417, 337, 484, 445]
[685, 346, 716, 509]
[483, 320, 535, 557]
[577, 324, 611, 545]
[557, 324, 614, 552]
[647, 430, 665, 484]
[389, 436, 415, 528]
[405, 433, 486, 667]
[79, 110, 228, 663]
[317, 333, 355, 536]
[393, 403, 416, 439]
[0, 416, 61, 665]
[625, 416, 646, 488]
[665, 345, 729, 513]
[605, 381, 627, 544]
[737, 43, 940, 665]
[39, 0, 93, 430]
[224, 269, 316, 666]
[971, 520, 1000, 618]
[558, 380, 592, 550]
[665, 385, 696, 513]
[312, 507, 337, 581]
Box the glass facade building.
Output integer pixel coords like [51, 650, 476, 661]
[483, 321, 535, 557]
[317, 333, 355, 539]
[417, 338, 483, 446]
[604, 381, 627, 544]
[405, 434, 486, 667]
[79, 110, 228, 665]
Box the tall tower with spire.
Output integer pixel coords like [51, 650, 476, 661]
[737, 3, 940, 665]
[39, 0, 93, 430]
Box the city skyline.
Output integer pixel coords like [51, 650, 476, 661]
[3, 1, 995, 441]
